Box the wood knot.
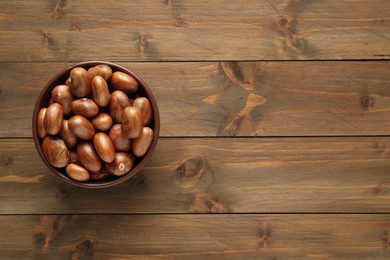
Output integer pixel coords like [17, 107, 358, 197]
[2, 156, 13, 167]
[76, 239, 94, 253]
[258, 223, 272, 247]
[279, 17, 288, 27]
[42, 32, 56, 50]
[386, 237, 390, 249]
[71, 238, 96, 259]
[173, 156, 207, 188]
[60, 188, 67, 197]
[361, 95, 374, 110]
[35, 215, 73, 249]
[72, 23, 81, 31]
[220, 62, 257, 90]
[176, 156, 205, 178]
[272, 14, 309, 58]
[33, 232, 46, 248]
[138, 34, 150, 53]
[228, 61, 245, 83]
[375, 184, 390, 194]
[42, 32, 49, 40]
[278, 15, 296, 29]
[190, 192, 228, 213]
[56, 185, 72, 199]
[139, 34, 149, 46]
[51, 0, 65, 19]
[382, 230, 390, 249]
[375, 142, 386, 155]
[175, 15, 186, 27]
[376, 18, 385, 24]
[219, 115, 244, 136]
[137, 175, 147, 188]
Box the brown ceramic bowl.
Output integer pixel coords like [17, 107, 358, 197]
[32, 61, 160, 188]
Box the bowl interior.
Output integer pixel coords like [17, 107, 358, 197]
[32, 61, 160, 188]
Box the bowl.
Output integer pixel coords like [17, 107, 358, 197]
[32, 61, 160, 188]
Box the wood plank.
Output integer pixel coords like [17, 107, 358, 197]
[0, 0, 389, 61]
[1, 61, 390, 137]
[1, 138, 390, 214]
[1, 214, 389, 258]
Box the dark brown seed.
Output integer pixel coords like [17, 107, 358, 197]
[90, 168, 112, 180]
[69, 150, 80, 164]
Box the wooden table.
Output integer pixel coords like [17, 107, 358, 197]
[1, 0, 390, 258]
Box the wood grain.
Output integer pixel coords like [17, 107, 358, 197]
[2, 1, 390, 257]
[1, 214, 390, 258]
[0, 0, 389, 61]
[1, 138, 390, 214]
[1, 61, 390, 137]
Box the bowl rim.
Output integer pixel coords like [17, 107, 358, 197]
[32, 61, 160, 188]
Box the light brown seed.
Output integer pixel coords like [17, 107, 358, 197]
[77, 142, 102, 172]
[132, 127, 154, 157]
[91, 112, 113, 132]
[59, 120, 78, 148]
[44, 103, 63, 135]
[71, 98, 99, 118]
[51, 84, 73, 115]
[88, 64, 113, 81]
[66, 163, 90, 182]
[93, 133, 116, 163]
[111, 71, 138, 94]
[109, 90, 130, 123]
[121, 106, 143, 138]
[133, 97, 152, 126]
[42, 136, 69, 168]
[109, 124, 132, 152]
[37, 107, 47, 139]
[105, 152, 134, 176]
[69, 67, 92, 98]
[68, 115, 95, 140]
[92, 75, 111, 107]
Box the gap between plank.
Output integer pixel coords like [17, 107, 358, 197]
[0, 212, 390, 216]
[1, 59, 390, 63]
[1, 135, 390, 140]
